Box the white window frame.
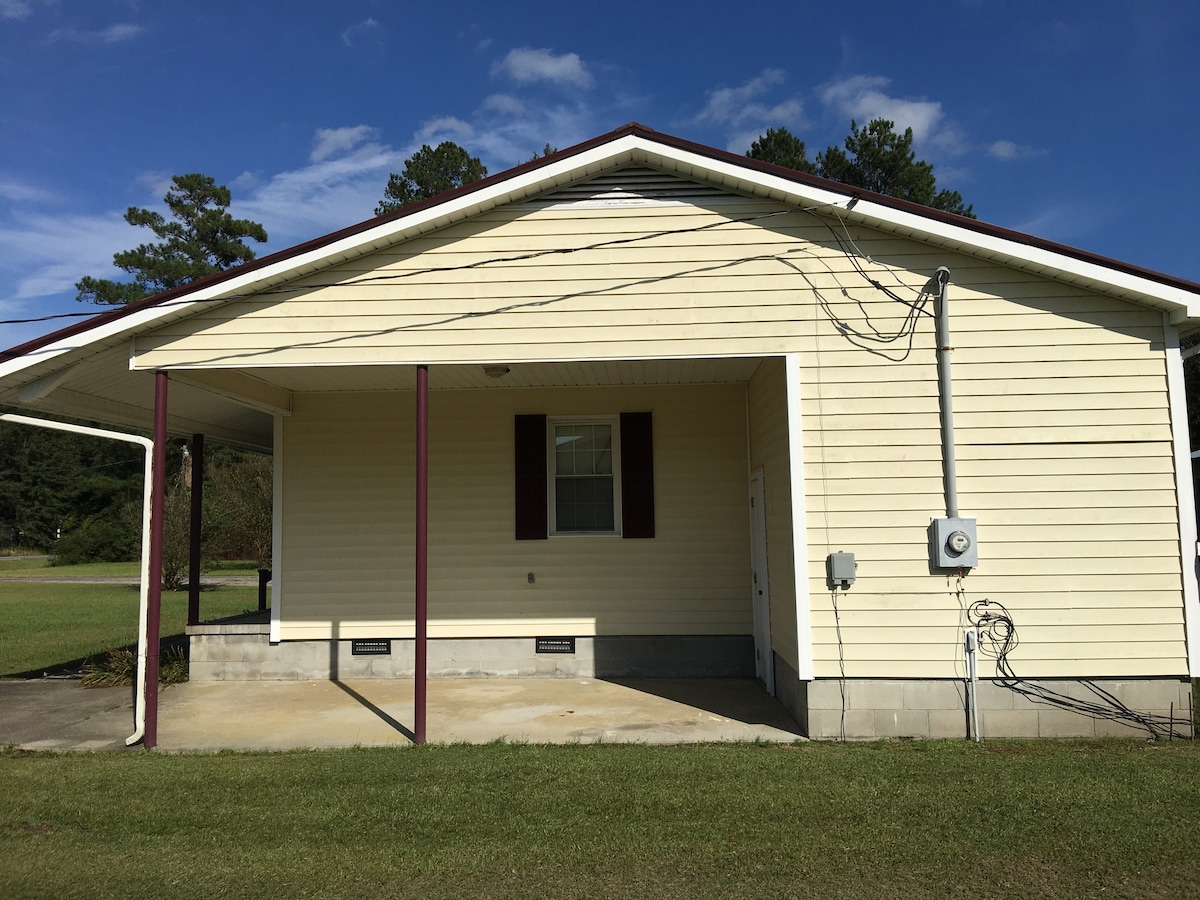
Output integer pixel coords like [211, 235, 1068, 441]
[548, 415, 622, 536]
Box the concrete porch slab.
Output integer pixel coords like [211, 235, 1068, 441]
[154, 677, 803, 751]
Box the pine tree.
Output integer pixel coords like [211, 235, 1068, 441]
[76, 174, 267, 305]
[376, 142, 487, 215]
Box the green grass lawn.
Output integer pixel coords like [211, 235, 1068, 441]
[0, 557, 262, 578]
[1, 740, 1197, 899]
[0, 581, 260, 678]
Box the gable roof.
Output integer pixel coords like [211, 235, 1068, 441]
[5, 121, 1200, 375]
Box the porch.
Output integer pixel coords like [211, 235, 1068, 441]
[0, 676, 804, 751]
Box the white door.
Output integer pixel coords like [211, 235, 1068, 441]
[749, 468, 775, 695]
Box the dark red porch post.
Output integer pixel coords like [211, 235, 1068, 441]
[415, 364, 429, 745]
[144, 371, 168, 749]
[187, 433, 204, 626]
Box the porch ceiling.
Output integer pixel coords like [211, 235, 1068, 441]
[0, 353, 766, 453]
[249, 356, 765, 393]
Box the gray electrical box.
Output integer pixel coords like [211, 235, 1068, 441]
[827, 551, 857, 588]
[930, 517, 978, 569]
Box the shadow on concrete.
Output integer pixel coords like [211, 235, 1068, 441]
[330, 680, 415, 742]
[329, 623, 415, 742]
[601, 677, 803, 736]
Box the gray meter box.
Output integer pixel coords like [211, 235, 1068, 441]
[827, 551, 857, 588]
[930, 517, 978, 569]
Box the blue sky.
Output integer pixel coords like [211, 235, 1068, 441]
[1, 0, 1197, 349]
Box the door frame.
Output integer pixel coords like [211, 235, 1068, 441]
[749, 467, 775, 695]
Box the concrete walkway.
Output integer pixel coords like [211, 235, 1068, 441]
[2, 677, 803, 751]
[0, 679, 137, 751]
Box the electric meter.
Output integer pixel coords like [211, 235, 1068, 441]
[930, 517, 978, 569]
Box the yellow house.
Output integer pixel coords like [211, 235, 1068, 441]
[3, 124, 1199, 741]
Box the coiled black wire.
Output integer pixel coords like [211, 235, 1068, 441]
[967, 598, 1189, 740]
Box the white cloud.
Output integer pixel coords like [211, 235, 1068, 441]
[2, 0, 55, 20]
[480, 94, 525, 116]
[0, 0, 30, 19]
[697, 69, 786, 124]
[493, 48, 593, 89]
[311, 126, 381, 163]
[0, 179, 60, 204]
[341, 17, 379, 48]
[0, 210, 132, 302]
[819, 75, 944, 142]
[230, 171, 263, 193]
[232, 137, 401, 243]
[414, 116, 476, 145]
[695, 70, 808, 151]
[48, 22, 144, 45]
[987, 139, 1045, 160]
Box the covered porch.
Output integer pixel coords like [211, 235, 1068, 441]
[182, 354, 808, 699]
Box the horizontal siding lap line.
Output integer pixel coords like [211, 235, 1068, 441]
[810, 632, 1184, 644]
[801, 563, 1182, 577]
[803, 535, 1181, 548]
[138, 322, 1161, 348]
[133, 344, 1164, 367]
[806, 442, 1172, 461]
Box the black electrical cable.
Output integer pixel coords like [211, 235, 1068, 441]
[0, 209, 801, 328]
[967, 598, 1187, 740]
[831, 589, 847, 742]
[0, 200, 927, 331]
[777, 256, 931, 362]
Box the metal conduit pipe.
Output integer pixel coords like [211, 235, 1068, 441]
[930, 266, 957, 517]
[0, 412, 155, 746]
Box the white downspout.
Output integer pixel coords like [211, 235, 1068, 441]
[0, 413, 154, 746]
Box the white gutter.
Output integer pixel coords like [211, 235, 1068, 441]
[0, 413, 154, 745]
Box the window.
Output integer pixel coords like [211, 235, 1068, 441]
[551, 420, 618, 534]
[515, 412, 654, 540]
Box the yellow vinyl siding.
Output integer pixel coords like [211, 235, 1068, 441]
[800, 251, 1184, 679]
[130, 168, 1186, 679]
[132, 197, 915, 369]
[278, 383, 752, 641]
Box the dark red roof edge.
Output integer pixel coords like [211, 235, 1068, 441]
[4, 121, 1197, 364]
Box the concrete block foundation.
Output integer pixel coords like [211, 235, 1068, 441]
[800, 675, 1193, 740]
[188, 621, 1192, 740]
[187, 620, 755, 681]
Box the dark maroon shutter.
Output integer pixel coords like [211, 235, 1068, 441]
[514, 414, 547, 540]
[620, 411, 655, 539]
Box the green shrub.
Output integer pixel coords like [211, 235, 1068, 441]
[51, 516, 137, 566]
[80, 644, 188, 686]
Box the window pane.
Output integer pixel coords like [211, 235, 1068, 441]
[552, 423, 616, 533]
[555, 476, 614, 533]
